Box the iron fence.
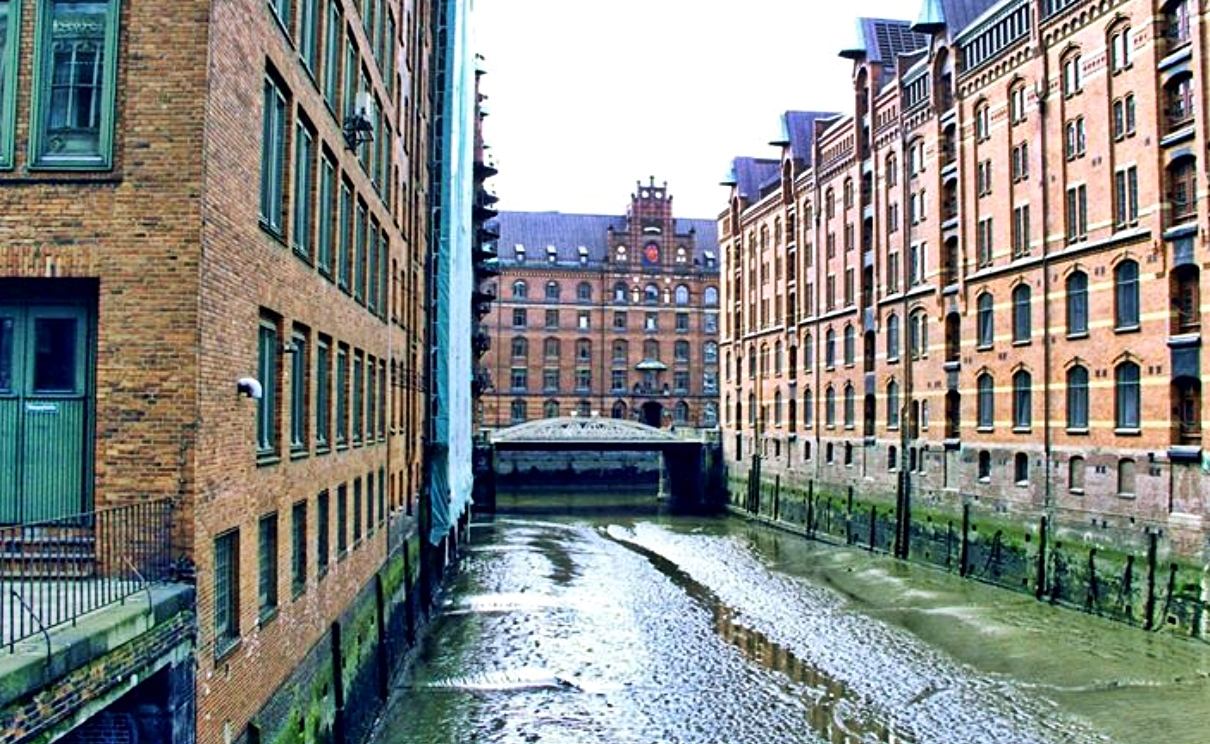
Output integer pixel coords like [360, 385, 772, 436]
[1, 498, 175, 651]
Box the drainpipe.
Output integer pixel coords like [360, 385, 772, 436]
[1034, 5, 1056, 529]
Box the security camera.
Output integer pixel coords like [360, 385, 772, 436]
[237, 377, 263, 400]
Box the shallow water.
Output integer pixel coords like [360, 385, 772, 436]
[370, 509, 1209, 744]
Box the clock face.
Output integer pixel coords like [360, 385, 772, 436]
[643, 244, 660, 264]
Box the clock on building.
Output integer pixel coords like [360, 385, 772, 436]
[643, 243, 660, 264]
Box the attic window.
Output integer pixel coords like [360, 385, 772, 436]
[578, 246, 589, 264]
[704, 251, 716, 268]
[676, 247, 687, 263]
[643, 226, 662, 234]
[515, 245, 526, 261]
[546, 246, 557, 263]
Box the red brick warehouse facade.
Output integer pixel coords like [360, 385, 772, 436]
[0, 0, 437, 741]
[480, 179, 721, 431]
[720, 0, 1208, 623]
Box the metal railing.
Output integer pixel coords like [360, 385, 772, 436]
[1, 498, 174, 651]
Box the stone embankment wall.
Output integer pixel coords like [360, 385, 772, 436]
[728, 472, 1207, 639]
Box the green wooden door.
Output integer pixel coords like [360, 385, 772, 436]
[0, 304, 91, 523]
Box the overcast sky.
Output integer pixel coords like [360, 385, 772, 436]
[474, 0, 922, 220]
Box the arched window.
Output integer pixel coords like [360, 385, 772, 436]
[1167, 154, 1197, 223]
[704, 341, 718, 364]
[545, 281, 560, 300]
[703, 402, 718, 427]
[543, 337, 560, 358]
[544, 400, 559, 418]
[825, 188, 835, 218]
[1069, 456, 1086, 492]
[511, 337, 528, 358]
[977, 293, 994, 348]
[887, 380, 900, 428]
[1114, 260, 1140, 329]
[644, 339, 660, 360]
[1009, 81, 1027, 125]
[909, 311, 928, 359]
[825, 386, 836, 427]
[704, 286, 719, 306]
[747, 346, 756, 379]
[577, 282, 592, 301]
[978, 450, 991, 480]
[1061, 50, 1082, 97]
[1109, 24, 1131, 73]
[843, 384, 855, 427]
[612, 400, 627, 419]
[510, 399, 527, 424]
[774, 340, 783, 374]
[512, 280, 528, 299]
[774, 389, 783, 426]
[1066, 271, 1088, 336]
[748, 392, 756, 425]
[886, 313, 900, 360]
[1013, 369, 1032, 429]
[803, 387, 813, 428]
[977, 373, 994, 429]
[1067, 365, 1089, 430]
[804, 333, 813, 367]
[1012, 284, 1031, 342]
[613, 282, 628, 303]
[674, 285, 690, 305]
[576, 338, 592, 362]
[825, 328, 836, 368]
[1117, 458, 1136, 496]
[788, 397, 797, 432]
[974, 100, 990, 141]
[843, 324, 855, 366]
[1115, 361, 1140, 429]
[1014, 453, 1029, 484]
[674, 401, 689, 424]
[644, 284, 659, 304]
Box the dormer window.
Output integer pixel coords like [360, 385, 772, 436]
[546, 246, 557, 263]
[515, 245, 526, 262]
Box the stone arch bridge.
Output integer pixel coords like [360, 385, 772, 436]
[475, 417, 722, 512]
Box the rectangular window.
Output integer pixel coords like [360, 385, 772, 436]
[291, 500, 307, 597]
[30, 0, 121, 168]
[887, 253, 899, 293]
[316, 489, 330, 576]
[338, 180, 353, 291]
[316, 336, 330, 450]
[543, 368, 559, 391]
[352, 350, 364, 444]
[378, 359, 386, 439]
[367, 220, 380, 312]
[844, 268, 854, 306]
[213, 529, 240, 656]
[366, 355, 377, 442]
[323, 2, 342, 107]
[613, 311, 626, 329]
[292, 120, 315, 260]
[336, 483, 348, 556]
[0, 0, 20, 168]
[1012, 205, 1030, 258]
[378, 466, 386, 528]
[258, 512, 279, 622]
[354, 200, 367, 302]
[269, 0, 292, 29]
[257, 317, 279, 457]
[336, 344, 349, 446]
[260, 76, 289, 233]
[299, 0, 319, 72]
[366, 471, 375, 535]
[512, 308, 527, 328]
[343, 35, 358, 119]
[352, 477, 363, 544]
[317, 152, 336, 276]
[1066, 184, 1088, 242]
[1114, 165, 1139, 228]
[977, 218, 994, 267]
[289, 328, 308, 453]
[676, 313, 689, 332]
[576, 369, 591, 390]
[378, 230, 389, 320]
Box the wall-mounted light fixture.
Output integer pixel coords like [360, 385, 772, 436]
[343, 91, 375, 151]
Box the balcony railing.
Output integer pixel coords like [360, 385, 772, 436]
[2, 499, 175, 651]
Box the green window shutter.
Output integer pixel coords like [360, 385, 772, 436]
[0, 1, 21, 168]
[29, 0, 121, 170]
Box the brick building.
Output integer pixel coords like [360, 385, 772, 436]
[0, 0, 476, 742]
[480, 180, 721, 430]
[721, 0, 1208, 626]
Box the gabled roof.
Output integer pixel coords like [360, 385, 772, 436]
[496, 211, 718, 266]
[771, 111, 840, 167]
[913, 0, 1003, 36]
[839, 18, 928, 65]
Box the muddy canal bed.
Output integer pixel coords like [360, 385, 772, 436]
[370, 514, 1209, 744]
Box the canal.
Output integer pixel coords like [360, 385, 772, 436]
[371, 497, 1209, 744]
